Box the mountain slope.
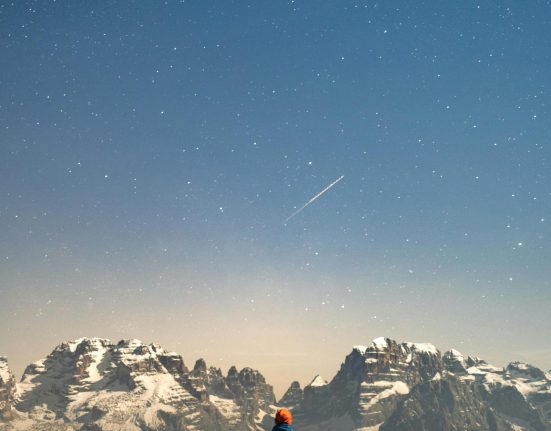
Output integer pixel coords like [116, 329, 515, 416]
[284, 337, 551, 431]
[2, 336, 550, 431]
[2, 338, 276, 431]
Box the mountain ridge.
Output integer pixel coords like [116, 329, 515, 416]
[1, 336, 550, 430]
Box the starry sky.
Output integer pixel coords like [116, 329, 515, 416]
[1, 1, 551, 396]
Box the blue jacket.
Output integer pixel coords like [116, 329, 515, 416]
[272, 423, 295, 431]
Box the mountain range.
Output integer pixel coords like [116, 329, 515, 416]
[1, 337, 550, 430]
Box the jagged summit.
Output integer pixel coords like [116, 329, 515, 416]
[370, 336, 439, 355]
[308, 375, 328, 387]
[278, 381, 302, 409]
[507, 361, 547, 380]
[4, 337, 277, 431]
[448, 348, 463, 357]
[352, 345, 368, 354]
[281, 336, 551, 431]
[371, 336, 389, 350]
[0, 356, 16, 421]
[0, 356, 12, 383]
[3, 336, 551, 430]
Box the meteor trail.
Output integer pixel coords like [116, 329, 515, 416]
[285, 175, 345, 222]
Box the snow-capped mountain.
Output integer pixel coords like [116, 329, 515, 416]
[2, 336, 550, 430]
[0, 338, 276, 431]
[281, 337, 551, 431]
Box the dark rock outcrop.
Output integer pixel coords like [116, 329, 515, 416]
[286, 338, 551, 431]
[279, 381, 303, 410]
[4, 336, 551, 431]
[291, 338, 444, 429]
[380, 377, 504, 431]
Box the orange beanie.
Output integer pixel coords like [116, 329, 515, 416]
[275, 408, 293, 424]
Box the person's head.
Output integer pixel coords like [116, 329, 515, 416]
[275, 408, 293, 425]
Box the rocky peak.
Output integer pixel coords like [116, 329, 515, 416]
[291, 337, 551, 431]
[0, 356, 16, 420]
[227, 365, 239, 379]
[466, 355, 486, 367]
[443, 349, 468, 374]
[279, 381, 303, 408]
[225, 366, 243, 398]
[158, 351, 187, 376]
[294, 337, 445, 429]
[0, 357, 13, 385]
[308, 375, 328, 387]
[183, 359, 276, 425]
[371, 336, 390, 350]
[506, 361, 547, 381]
[236, 367, 276, 411]
[183, 358, 214, 401]
[22, 338, 114, 383]
[4, 335, 551, 431]
[16, 338, 116, 415]
[113, 339, 177, 374]
[361, 337, 442, 384]
[17, 338, 199, 412]
[333, 336, 443, 388]
[203, 366, 233, 398]
[5, 337, 283, 430]
[194, 358, 208, 373]
[13, 338, 237, 430]
[238, 367, 265, 388]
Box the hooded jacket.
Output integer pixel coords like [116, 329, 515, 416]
[272, 424, 295, 431]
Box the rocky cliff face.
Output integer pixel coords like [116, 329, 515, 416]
[290, 338, 444, 429]
[378, 370, 551, 431]
[278, 381, 303, 410]
[3, 336, 550, 431]
[0, 357, 16, 421]
[282, 337, 551, 431]
[380, 376, 514, 431]
[183, 359, 277, 428]
[2, 338, 276, 431]
[11, 338, 231, 431]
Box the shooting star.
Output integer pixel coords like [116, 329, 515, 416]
[285, 175, 345, 223]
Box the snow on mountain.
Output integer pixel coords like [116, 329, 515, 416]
[208, 395, 241, 426]
[2, 338, 277, 431]
[281, 337, 551, 431]
[353, 346, 368, 355]
[371, 337, 388, 351]
[308, 375, 328, 387]
[404, 342, 438, 355]
[0, 357, 16, 421]
[186, 360, 277, 430]
[12, 338, 216, 430]
[2, 336, 550, 430]
[0, 357, 11, 384]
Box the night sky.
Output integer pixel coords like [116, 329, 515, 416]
[1, 1, 550, 396]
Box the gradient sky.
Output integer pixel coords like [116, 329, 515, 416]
[1, 1, 551, 397]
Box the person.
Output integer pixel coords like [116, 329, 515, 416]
[272, 408, 294, 431]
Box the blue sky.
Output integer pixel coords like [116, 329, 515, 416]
[1, 1, 550, 395]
